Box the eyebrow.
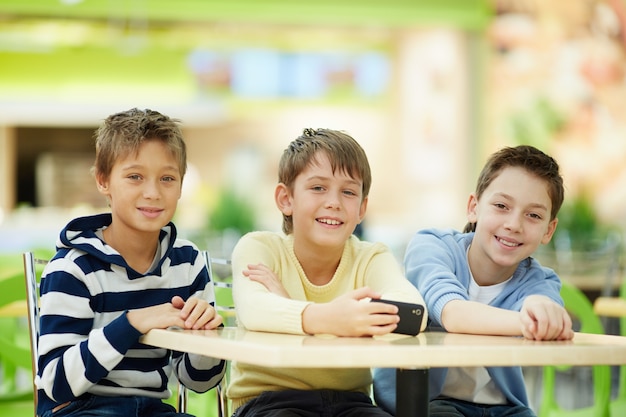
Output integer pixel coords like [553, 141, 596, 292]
[305, 175, 362, 186]
[120, 163, 179, 172]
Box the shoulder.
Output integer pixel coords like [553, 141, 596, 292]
[345, 235, 394, 259]
[168, 238, 203, 264]
[235, 230, 285, 247]
[520, 256, 559, 280]
[509, 257, 562, 302]
[408, 228, 470, 251]
[172, 237, 201, 253]
[232, 231, 288, 258]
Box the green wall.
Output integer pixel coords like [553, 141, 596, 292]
[0, 0, 492, 105]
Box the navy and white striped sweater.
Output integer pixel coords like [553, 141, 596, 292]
[37, 213, 225, 414]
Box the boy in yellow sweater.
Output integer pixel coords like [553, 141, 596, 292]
[228, 128, 427, 416]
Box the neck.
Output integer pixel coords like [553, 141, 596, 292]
[103, 226, 159, 272]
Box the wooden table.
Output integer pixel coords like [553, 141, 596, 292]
[141, 328, 626, 417]
[594, 297, 626, 318]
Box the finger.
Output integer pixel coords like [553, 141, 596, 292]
[371, 311, 400, 326]
[248, 273, 269, 284]
[368, 323, 398, 336]
[558, 326, 575, 340]
[532, 318, 548, 340]
[179, 297, 200, 320]
[171, 296, 185, 309]
[521, 315, 537, 340]
[185, 302, 210, 328]
[202, 313, 224, 330]
[351, 286, 381, 301]
[180, 297, 209, 321]
[246, 263, 269, 273]
[369, 300, 399, 315]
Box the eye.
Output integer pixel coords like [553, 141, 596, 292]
[493, 203, 507, 210]
[528, 212, 543, 220]
[162, 176, 176, 183]
[311, 185, 325, 192]
[343, 189, 358, 197]
[128, 174, 142, 181]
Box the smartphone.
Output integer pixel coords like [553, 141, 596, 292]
[370, 299, 425, 336]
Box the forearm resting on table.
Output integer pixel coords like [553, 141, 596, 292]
[441, 299, 522, 336]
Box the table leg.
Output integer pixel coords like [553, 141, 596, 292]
[396, 368, 429, 417]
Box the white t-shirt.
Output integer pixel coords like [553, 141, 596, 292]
[440, 255, 511, 404]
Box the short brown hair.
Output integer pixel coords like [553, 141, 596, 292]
[464, 145, 564, 233]
[278, 128, 371, 234]
[93, 108, 187, 180]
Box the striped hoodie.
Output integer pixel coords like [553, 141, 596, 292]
[36, 213, 225, 415]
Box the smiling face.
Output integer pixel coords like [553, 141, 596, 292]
[96, 139, 183, 241]
[275, 151, 368, 255]
[466, 166, 558, 284]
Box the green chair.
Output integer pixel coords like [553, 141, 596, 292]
[608, 274, 626, 416]
[0, 271, 34, 411]
[538, 281, 611, 417]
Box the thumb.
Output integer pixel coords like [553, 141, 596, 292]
[171, 296, 185, 309]
[351, 286, 381, 301]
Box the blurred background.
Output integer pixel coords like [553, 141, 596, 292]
[0, 0, 625, 263]
[3, 1, 626, 415]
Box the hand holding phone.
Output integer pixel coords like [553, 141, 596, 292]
[370, 299, 424, 336]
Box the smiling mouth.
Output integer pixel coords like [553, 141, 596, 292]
[140, 208, 161, 212]
[317, 218, 343, 226]
[497, 236, 521, 247]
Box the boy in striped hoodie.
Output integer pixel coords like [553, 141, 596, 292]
[36, 108, 225, 417]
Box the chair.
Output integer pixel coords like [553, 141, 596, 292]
[538, 280, 611, 417]
[202, 251, 234, 417]
[173, 251, 233, 417]
[0, 271, 34, 405]
[608, 272, 626, 416]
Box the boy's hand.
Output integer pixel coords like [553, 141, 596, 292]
[127, 296, 223, 334]
[520, 295, 574, 340]
[302, 287, 400, 337]
[244, 263, 290, 298]
[171, 296, 223, 330]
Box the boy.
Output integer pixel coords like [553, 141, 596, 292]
[227, 128, 427, 417]
[374, 145, 574, 417]
[36, 108, 225, 417]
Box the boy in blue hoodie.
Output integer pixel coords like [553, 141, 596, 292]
[374, 145, 574, 417]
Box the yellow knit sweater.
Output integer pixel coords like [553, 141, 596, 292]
[227, 231, 426, 410]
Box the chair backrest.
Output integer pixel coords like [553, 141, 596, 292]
[22, 252, 45, 416]
[203, 251, 233, 417]
[204, 251, 235, 326]
[175, 251, 233, 417]
[538, 280, 611, 417]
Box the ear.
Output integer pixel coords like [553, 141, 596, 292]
[95, 172, 110, 196]
[358, 196, 368, 222]
[466, 193, 478, 224]
[541, 218, 559, 245]
[274, 183, 293, 216]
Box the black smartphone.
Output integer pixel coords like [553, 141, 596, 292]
[370, 299, 425, 336]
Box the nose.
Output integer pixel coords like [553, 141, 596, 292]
[325, 191, 341, 209]
[504, 212, 522, 231]
[143, 179, 161, 199]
